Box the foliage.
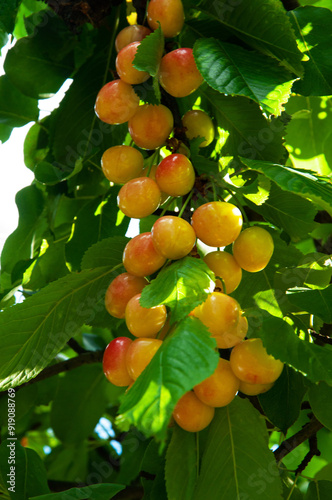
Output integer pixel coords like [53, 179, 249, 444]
[0, 0, 332, 499]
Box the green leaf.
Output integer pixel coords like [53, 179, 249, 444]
[0, 0, 20, 33]
[304, 480, 332, 500]
[0, 185, 47, 289]
[0, 442, 50, 500]
[194, 0, 303, 76]
[289, 6, 332, 96]
[165, 426, 197, 500]
[201, 88, 286, 162]
[139, 257, 215, 324]
[0, 265, 121, 390]
[133, 77, 160, 105]
[26, 241, 70, 290]
[240, 157, 332, 215]
[0, 75, 38, 127]
[44, 442, 88, 483]
[29, 484, 125, 500]
[4, 16, 74, 99]
[286, 285, 332, 323]
[285, 95, 332, 177]
[258, 366, 307, 433]
[194, 38, 294, 116]
[248, 312, 332, 385]
[308, 381, 332, 431]
[193, 398, 283, 500]
[117, 317, 219, 441]
[133, 25, 164, 77]
[246, 183, 318, 241]
[66, 191, 130, 271]
[81, 236, 129, 269]
[50, 364, 109, 444]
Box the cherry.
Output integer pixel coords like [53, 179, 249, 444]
[94, 79, 139, 124]
[238, 380, 274, 396]
[230, 338, 284, 385]
[159, 48, 203, 98]
[103, 337, 134, 387]
[232, 226, 274, 272]
[105, 272, 148, 319]
[191, 201, 243, 247]
[126, 338, 163, 380]
[117, 177, 161, 219]
[173, 391, 215, 432]
[182, 110, 215, 147]
[194, 358, 240, 407]
[101, 145, 144, 184]
[116, 41, 150, 85]
[123, 232, 167, 277]
[125, 293, 167, 338]
[128, 104, 174, 150]
[151, 216, 196, 260]
[155, 153, 195, 197]
[203, 250, 242, 294]
[147, 0, 185, 38]
[115, 24, 151, 53]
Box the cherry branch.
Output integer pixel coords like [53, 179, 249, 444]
[274, 416, 324, 463]
[15, 351, 103, 391]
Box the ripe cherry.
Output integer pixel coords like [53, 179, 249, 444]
[194, 358, 240, 407]
[159, 48, 203, 98]
[117, 177, 161, 218]
[191, 201, 243, 247]
[103, 337, 134, 387]
[230, 338, 284, 385]
[116, 41, 150, 85]
[125, 293, 167, 338]
[123, 232, 167, 277]
[173, 391, 215, 432]
[126, 338, 163, 380]
[147, 0, 185, 38]
[182, 110, 215, 147]
[101, 145, 144, 184]
[151, 216, 196, 260]
[95, 80, 139, 124]
[203, 250, 242, 294]
[115, 25, 151, 52]
[155, 153, 195, 197]
[105, 272, 148, 319]
[232, 226, 274, 272]
[128, 104, 174, 150]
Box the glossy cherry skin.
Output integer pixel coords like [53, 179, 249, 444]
[213, 314, 248, 349]
[103, 337, 134, 386]
[123, 232, 167, 277]
[101, 145, 144, 184]
[126, 338, 163, 379]
[159, 48, 203, 98]
[116, 41, 150, 85]
[147, 0, 185, 38]
[128, 104, 174, 150]
[230, 338, 284, 385]
[173, 391, 215, 432]
[238, 380, 274, 396]
[191, 201, 243, 247]
[125, 293, 167, 338]
[232, 226, 274, 272]
[105, 272, 148, 319]
[194, 358, 240, 407]
[203, 251, 242, 294]
[143, 164, 169, 204]
[182, 110, 215, 147]
[151, 216, 196, 260]
[190, 292, 241, 348]
[117, 177, 161, 218]
[115, 24, 151, 52]
[94, 80, 139, 124]
[155, 153, 195, 197]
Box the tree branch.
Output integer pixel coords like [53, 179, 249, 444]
[274, 416, 324, 463]
[15, 351, 103, 391]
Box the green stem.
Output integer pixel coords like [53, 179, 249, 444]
[178, 191, 193, 218]
[160, 197, 175, 216]
[285, 475, 299, 500]
[196, 432, 200, 478]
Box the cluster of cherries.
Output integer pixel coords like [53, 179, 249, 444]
[96, 0, 284, 433]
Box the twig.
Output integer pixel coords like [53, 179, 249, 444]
[12, 351, 103, 392]
[67, 338, 88, 354]
[274, 416, 324, 462]
[295, 433, 321, 475]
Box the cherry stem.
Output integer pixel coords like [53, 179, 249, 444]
[178, 191, 193, 218]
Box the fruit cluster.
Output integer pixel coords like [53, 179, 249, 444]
[94, 0, 215, 221]
[102, 200, 279, 433]
[97, 0, 283, 434]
